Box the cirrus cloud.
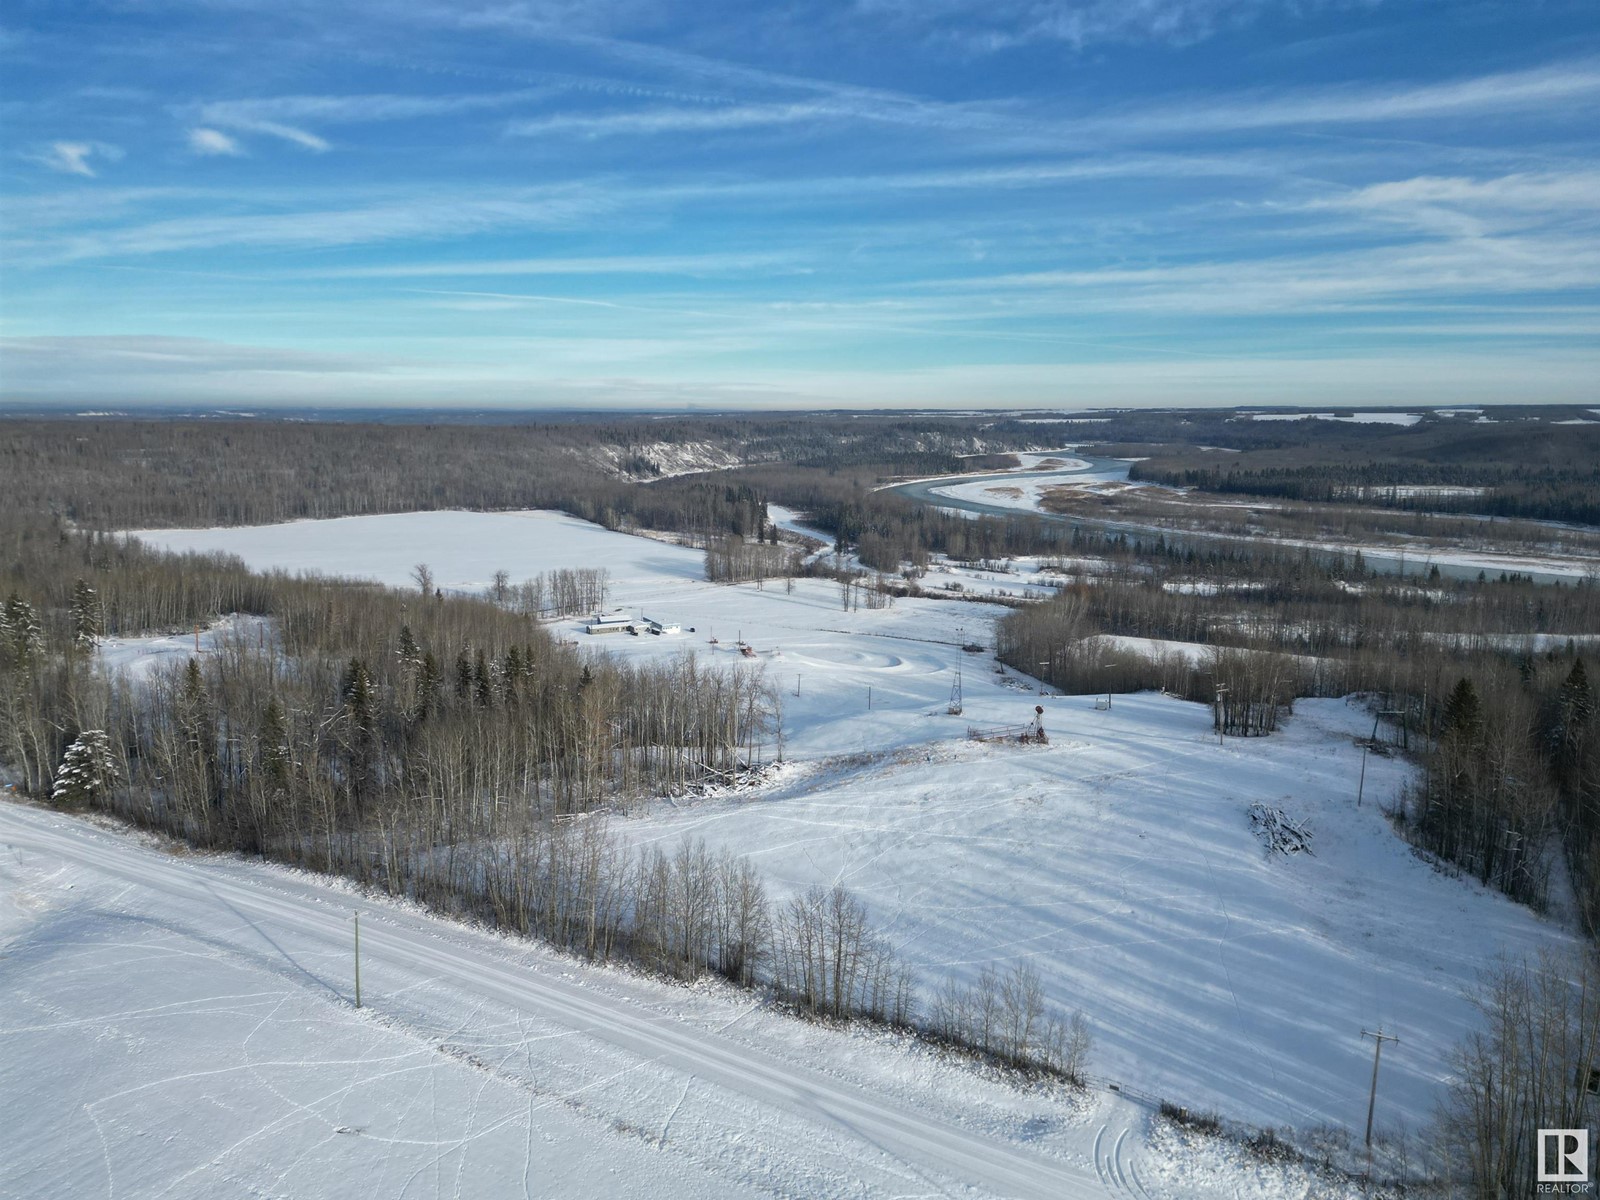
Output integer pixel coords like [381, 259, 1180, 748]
[187, 127, 244, 157]
[26, 140, 122, 177]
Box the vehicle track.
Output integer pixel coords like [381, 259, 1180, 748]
[2, 803, 1113, 1200]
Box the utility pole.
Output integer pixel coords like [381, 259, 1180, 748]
[1361, 1027, 1398, 1148]
[1214, 686, 1229, 746]
[353, 911, 362, 1009]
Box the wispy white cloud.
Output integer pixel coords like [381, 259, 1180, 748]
[187, 89, 593, 152]
[188, 127, 244, 156]
[1297, 170, 1600, 239]
[241, 119, 331, 152]
[194, 110, 331, 152]
[508, 101, 829, 138]
[6, 152, 1273, 264]
[861, 0, 1291, 52]
[1314, 170, 1600, 219]
[0, 186, 237, 233]
[197, 89, 549, 127]
[13, 190, 610, 263]
[26, 140, 122, 177]
[440, 3, 916, 104]
[506, 89, 1034, 140]
[302, 251, 800, 278]
[1086, 60, 1600, 140]
[388, 1, 1038, 140]
[907, 233, 1600, 313]
[503, 57, 1600, 153]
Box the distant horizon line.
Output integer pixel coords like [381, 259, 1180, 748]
[1, 400, 1592, 423]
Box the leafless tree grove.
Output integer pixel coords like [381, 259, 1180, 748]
[1439, 950, 1600, 1198]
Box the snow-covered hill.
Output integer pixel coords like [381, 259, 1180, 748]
[4, 801, 1369, 1200]
[621, 693, 1572, 1135]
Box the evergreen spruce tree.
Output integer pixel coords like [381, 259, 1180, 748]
[1553, 659, 1594, 784]
[415, 652, 441, 721]
[1442, 677, 1483, 742]
[1559, 659, 1593, 728]
[178, 657, 212, 758]
[51, 730, 119, 806]
[396, 624, 420, 669]
[1, 594, 44, 669]
[501, 645, 523, 704]
[340, 658, 377, 806]
[260, 698, 291, 795]
[70, 579, 102, 648]
[342, 658, 374, 724]
[473, 647, 492, 707]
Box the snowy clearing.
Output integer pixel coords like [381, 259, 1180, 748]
[1243, 413, 1423, 426]
[126, 510, 707, 597]
[96, 612, 273, 681]
[619, 694, 1574, 1135]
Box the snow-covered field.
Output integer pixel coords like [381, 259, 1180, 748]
[126, 510, 708, 597]
[47, 507, 1578, 1193]
[1243, 412, 1423, 426]
[2, 804, 1136, 1200]
[128, 511, 1048, 759]
[621, 694, 1569, 1136]
[4, 789, 1419, 1200]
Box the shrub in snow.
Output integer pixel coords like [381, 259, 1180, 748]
[51, 730, 120, 806]
[929, 961, 1092, 1080]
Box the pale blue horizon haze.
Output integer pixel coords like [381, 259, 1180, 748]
[2, 1, 1598, 411]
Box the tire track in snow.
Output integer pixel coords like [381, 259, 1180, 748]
[3, 804, 1113, 1200]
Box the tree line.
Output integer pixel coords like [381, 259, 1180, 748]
[1131, 421, 1600, 526]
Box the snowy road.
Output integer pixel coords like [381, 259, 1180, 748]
[0, 801, 1113, 1199]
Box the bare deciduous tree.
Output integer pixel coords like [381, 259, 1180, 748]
[1439, 949, 1600, 1199]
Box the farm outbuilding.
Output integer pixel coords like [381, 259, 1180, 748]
[585, 612, 683, 636]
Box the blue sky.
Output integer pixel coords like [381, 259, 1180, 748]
[2, 1, 1597, 410]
